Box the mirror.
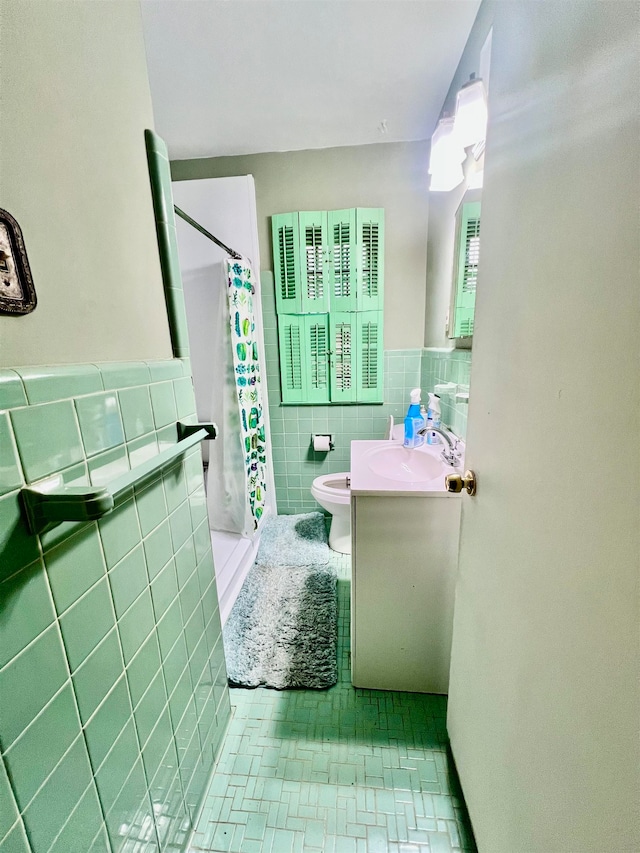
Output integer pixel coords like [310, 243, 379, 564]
[447, 182, 481, 341]
[424, 153, 483, 352]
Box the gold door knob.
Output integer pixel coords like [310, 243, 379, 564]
[445, 470, 477, 496]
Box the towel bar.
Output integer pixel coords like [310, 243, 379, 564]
[21, 421, 216, 534]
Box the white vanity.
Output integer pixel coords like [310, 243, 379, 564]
[350, 440, 462, 694]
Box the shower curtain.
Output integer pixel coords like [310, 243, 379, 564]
[206, 258, 267, 538]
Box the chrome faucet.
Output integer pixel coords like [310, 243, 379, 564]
[417, 425, 461, 466]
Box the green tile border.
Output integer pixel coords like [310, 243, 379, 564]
[145, 129, 189, 359]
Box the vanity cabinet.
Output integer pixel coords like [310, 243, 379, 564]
[351, 493, 461, 693]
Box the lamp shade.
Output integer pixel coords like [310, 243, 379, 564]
[453, 77, 488, 149]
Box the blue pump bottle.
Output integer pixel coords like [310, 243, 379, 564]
[403, 388, 425, 448]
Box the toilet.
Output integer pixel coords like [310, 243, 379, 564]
[310, 473, 351, 554]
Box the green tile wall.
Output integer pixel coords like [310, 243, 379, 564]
[0, 360, 230, 853]
[421, 348, 472, 441]
[262, 274, 472, 514]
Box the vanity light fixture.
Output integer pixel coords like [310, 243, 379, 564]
[428, 116, 466, 192]
[453, 74, 488, 149]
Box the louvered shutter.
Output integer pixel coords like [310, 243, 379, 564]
[298, 212, 330, 314]
[355, 311, 384, 403]
[356, 209, 384, 311]
[272, 213, 302, 314]
[327, 209, 357, 312]
[329, 313, 357, 403]
[304, 315, 331, 404]
[277, 314, 306, 403]
[453, 202, 481, 338]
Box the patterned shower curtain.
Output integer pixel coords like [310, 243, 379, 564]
[206, 257, 267, 538]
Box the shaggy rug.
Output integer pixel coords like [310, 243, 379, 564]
[223, 513, 337, 689]
[254, 511, 329, 568]
[223, 562, 337, 689]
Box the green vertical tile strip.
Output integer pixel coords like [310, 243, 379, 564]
[145, 129, 190, 358]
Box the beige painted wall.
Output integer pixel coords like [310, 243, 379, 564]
[171, 141, 430, 349]
[0, 1, 172, 368]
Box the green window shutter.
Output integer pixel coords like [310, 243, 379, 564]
[327, 209, 358, 312]
[355, 311, 384, 403]
[356, 209, 384, 311]
[277, 314, 306, 403]
[453, 202, 481, 338]
[272, 213, 302, 314]
[329, 313, 357, 403]
[298, 212, 330, 314]
[303, 315, 331, 404]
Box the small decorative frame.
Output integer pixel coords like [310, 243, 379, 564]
[0, 208, 37, 315]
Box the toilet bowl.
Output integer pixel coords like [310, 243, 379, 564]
[310, 472, 351, 554]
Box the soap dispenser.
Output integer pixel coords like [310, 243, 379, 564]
[404, 388, 425, 448]
[426, 393, 441, 445]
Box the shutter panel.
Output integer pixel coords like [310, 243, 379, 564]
[304, 315, 331, 404]
[327, 209, 357, 312]
[453, 202, 481, 338]
[277, 314, 306, 403]
[329, 313, 357, 403]
[356, 209, 384, 311]
[298, 212, 330, 314]
[356, 311, 384, 403]
[272, 213, 302, 314]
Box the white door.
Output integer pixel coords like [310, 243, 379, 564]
[446, 4, 640, 852]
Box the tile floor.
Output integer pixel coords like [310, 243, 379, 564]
[188, 552, 476, 853]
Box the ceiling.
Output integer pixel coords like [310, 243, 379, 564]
[140, 0, 481, 161]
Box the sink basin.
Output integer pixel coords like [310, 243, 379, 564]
[364, 444, 444, 483]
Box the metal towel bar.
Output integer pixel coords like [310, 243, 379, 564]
[21, 421, 216, 534]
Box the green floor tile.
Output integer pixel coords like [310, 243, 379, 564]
[186, 550, 476, 853]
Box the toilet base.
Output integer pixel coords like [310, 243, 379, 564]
[328, 513, 351, 555]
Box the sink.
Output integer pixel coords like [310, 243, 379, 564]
[364, 444, 444, 483]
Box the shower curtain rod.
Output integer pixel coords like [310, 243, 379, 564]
[174, 205, 243, 260]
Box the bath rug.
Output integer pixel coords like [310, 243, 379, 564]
[223, 561, 338, 689]
[254, 511, 329, 567]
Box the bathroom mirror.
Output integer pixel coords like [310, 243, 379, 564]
[447, 183, 481, 342]
[423, 153, 484, 440]
[424, 157, 483, 352]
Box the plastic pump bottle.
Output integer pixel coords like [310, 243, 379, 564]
[404, 388, 425, 448]
[426, 393, 441, 445]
